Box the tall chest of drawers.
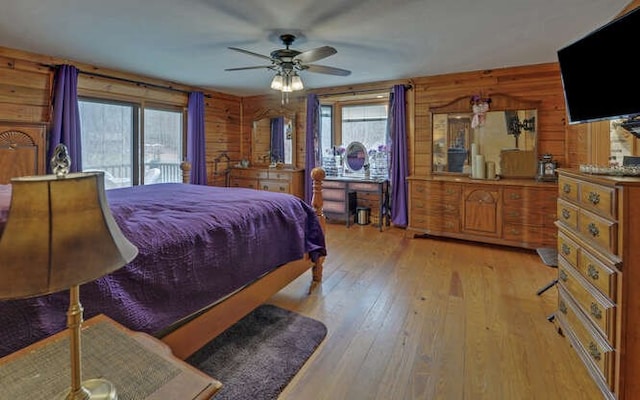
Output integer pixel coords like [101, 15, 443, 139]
[555, 169, 640, 399]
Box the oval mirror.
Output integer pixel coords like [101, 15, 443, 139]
[345, 141, 369, 173]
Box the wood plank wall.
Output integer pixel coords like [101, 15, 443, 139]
[411, 63, 570, 175]
[4, 28, 638, 183]
[0, 46, 242, 185]
[242, 64, 582, 177]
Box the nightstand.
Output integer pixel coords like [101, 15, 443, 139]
[0, 314, 222, 399]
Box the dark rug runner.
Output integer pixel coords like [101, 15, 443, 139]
[186, 304, 327, 400]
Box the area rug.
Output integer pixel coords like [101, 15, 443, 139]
[186, 304, 327, 400]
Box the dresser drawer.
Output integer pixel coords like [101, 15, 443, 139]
[557, 198, 579, 230]
[557, 288, 615, 391]
[577, 208, 617, 255]
[261, 180, 289, 193]
[323, 187, 346, 201]
[324, 200, 347, 213]
[427, 201, 459, 215]
[559, 175, 580, 202]
[410, 214, 429, 229]
[229, 178, 258, 190]
[324, 180, 347, 189]
[558, 259, 616, 344]
[579, 181, 616, 220]
[503, 223, 545, 243]
[427, 216, 460, 232]
[558, 230, 579, 267]
[268, 171, 293, 181]
[578, 249, 617, 301]
[411, 181, 428, 197]
[231, 168, 262, 179]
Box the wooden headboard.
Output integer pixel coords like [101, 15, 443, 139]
[0, 123, 46, 184]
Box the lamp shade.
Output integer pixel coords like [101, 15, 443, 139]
[0, 172, 138, 299]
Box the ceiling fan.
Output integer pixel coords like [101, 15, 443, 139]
[225, 33, 351, 79]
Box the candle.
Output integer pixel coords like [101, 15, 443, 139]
[474, 155, 485, 179]
[486, 161, 496, 180]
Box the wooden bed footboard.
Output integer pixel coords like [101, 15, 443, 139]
[165, 165, 326, 360]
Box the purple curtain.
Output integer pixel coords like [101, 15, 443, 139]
[48, 64, 82, 173]
[304, 94, 320, 204]
[389, 85, 408, 227]
[187, 91, 207, 185]
[270, 117, 285, 163]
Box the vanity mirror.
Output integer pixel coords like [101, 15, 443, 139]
[251, 109, 295, 167]
[345, 141, 369, 173]
[431, 94, 540, 178]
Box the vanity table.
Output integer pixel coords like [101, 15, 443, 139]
[323, 175, 390, 231]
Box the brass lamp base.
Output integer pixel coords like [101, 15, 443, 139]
[55, 378, 117, 400]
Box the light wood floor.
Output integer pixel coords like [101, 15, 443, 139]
[268, 223, 603, 400]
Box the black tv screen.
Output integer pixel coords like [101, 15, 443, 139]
[557, 7, 640, 124]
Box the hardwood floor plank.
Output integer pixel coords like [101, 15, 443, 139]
[270, 224, 602, 399]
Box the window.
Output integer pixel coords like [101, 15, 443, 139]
[79, 99, 184, 189]
[320, 99, 389, 178]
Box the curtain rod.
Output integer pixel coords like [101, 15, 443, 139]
[41, 63, 211, 98]
[316, 84, 412, 98]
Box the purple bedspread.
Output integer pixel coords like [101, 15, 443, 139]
[0, 183, 326, 357]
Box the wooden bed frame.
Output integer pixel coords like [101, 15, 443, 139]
[0, 122, 326, 360]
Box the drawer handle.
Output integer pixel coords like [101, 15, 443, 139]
[562, 209, 571, 220]
[444, 205, 456, 211]
[587, 223, 600, 237]
[588, 342, 601, 361]
[588, 192, 600, 205]
[509, 228, 520, 234]
[559, 301, 567, 315]
[417, 187, 424, 193]
[559, 269, 568, 282]
[561, 243, 571, 256]
[587, 265, 599, 280]
[445, 189, 455, 194]
[508, 211, 520, 217]
[563, 183, 571, 194]
[416, 203, 425, 209]
[590, 303, 602, 320]
[263, 185, 268, 190]
[510, 193, 521, 200]
[445, 221, 454, 228]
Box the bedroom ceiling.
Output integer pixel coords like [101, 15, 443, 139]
[0, 0, 631, 96]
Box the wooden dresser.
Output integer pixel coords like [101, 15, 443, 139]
[407, 176, 557, 249]
[228, 167, 304, 199]
[555, 169, 640, 400]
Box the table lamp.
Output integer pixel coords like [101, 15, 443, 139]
[0, 163, 138, 399]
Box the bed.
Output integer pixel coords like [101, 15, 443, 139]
[0, 122, 327, 360]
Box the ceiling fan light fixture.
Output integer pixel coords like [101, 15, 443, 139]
[291, 73, 304, 91]
[270, 73, 283, 90]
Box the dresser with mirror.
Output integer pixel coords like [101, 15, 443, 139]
[408, 93, 558, 249]
[229, 107, 304, 198]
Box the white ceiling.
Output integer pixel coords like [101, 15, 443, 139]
[0, 0, 630, 96]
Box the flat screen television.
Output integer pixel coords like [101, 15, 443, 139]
[557, 7, 640, 125]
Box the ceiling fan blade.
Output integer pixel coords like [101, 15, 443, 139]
[294, 46, 337, 63]
[228, 47, 273, 61]
[225, 65, 274, 71]
[303, 64, 351, 76]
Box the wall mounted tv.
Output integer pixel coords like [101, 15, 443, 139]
[557, 7, 640, 125]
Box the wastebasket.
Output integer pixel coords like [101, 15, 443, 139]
[356, 207, 370, 225]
